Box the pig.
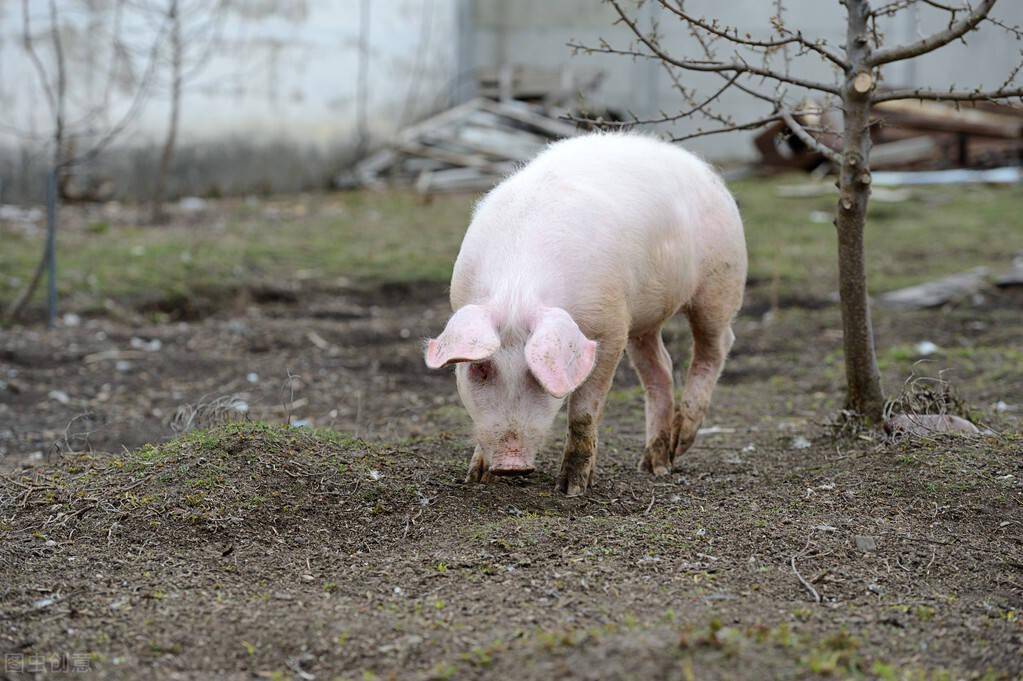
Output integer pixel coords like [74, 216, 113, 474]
[424, 132, 747, 496]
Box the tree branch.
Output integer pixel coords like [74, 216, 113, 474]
[21, 0, 57, 116]
[653, 0, 848, 70]
[564, 72, 742, 129]
[671, 113, 783, 143]
[780, 109, 842, 164]
[873, 85, 1023, 102]
[869, 0, 996, 65]
[603, 0, 841, 95]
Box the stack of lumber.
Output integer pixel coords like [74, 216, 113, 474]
[343, 98, 580, 194]
[755, 99, 1023, 173]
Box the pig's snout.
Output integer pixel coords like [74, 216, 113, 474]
[488, 433, 535, 476]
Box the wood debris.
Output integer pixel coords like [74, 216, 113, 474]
[755, 98, 1023, 176]
[878, 267, 990, 310]
[339, 98, 581, 194]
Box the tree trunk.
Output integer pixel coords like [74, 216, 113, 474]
[151, 0, 181, 224]
[836, 0, 885, 421]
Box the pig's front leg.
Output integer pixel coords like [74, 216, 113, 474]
[557, 340, 624, 496]
[465, 446, 494, 484]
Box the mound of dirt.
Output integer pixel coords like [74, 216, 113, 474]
[2, 423, 1021, 679]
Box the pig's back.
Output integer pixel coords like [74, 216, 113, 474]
[451, 133, 743, 334]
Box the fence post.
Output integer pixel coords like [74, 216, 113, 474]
[46, 167, 58, 329]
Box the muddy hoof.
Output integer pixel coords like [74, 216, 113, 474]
[556, 464, 593, 497]
[465, 451, 494, 484]
[489, 465, 535, 477]
[638, 458, 670, 477]
[639, 437, 672, 477]
[556, 476, 588, 497]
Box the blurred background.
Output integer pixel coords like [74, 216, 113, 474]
[0, 0, 1020, 461]
[2, 0, 1022, 201]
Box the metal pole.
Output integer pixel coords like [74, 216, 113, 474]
[46, 167, 58, 329]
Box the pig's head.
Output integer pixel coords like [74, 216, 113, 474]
[425, 304, 597, 476]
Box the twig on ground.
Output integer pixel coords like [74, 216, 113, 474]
[791, 534, 822, 603]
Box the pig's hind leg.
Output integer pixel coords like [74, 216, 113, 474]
[672, 288, 740, 463]
[557, 336, 626, 496]
[629, 330, 676, 477]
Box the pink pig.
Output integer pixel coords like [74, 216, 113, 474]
[425, 133, 747, 496]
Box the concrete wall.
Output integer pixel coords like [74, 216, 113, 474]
[471, 0, 1023, 160]
[1, 0, 1019, 201]
[0, 0, 462, 201]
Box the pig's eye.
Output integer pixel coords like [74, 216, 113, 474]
[468, 360, 495, 383]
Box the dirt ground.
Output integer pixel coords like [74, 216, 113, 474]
[2, 266, 1021, 680]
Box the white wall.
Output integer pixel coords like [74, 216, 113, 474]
[0, 0, 461, 199]
[472, 0, 1023, 160]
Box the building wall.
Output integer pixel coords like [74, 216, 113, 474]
[0, 0, 461, 201]
[471, 0, 1023, 160]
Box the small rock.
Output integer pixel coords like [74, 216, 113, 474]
[246, 372, 259, 384]
[855, 535, 877, 553]
[48, 390, 70, 404]
[179, 196, 208, 213]
[791, 435, 812, 450]
[62, 313, 81, 327]
[130, 337, 162, 352]
[915, 341, 939, 356]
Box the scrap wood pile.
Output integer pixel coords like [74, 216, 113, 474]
[342, 98, 581, 194]
[757, 98, 1023, 173]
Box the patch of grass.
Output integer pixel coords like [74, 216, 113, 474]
[4, 179, 1020, 318]
[730, 178, 1022, 298]
[1, 191, 473, 316]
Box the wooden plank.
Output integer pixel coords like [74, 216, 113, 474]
[415, 166, 514, 194]
[396, 98, 487, 145]
[451, 125, 546, 162]
[478, 99, 581, 139]
[875, 100, 1023, 139]
[879, 267, 990, 310]
[394, 140, 497, 170]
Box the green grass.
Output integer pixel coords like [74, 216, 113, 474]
[2, 176, 1020, 316]
[732, 178, 1022, 296]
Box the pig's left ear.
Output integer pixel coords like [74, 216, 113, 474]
[525, 307, 598, 398]
[425, 304, 501, 369]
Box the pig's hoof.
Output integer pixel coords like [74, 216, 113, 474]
[556, 462, 594, 497]
[465, 452, 494, 484]
[671, 434, 696, 464]
[639, 434, 672, 477]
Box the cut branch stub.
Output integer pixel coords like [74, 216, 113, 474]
[852, 71, 874, 94]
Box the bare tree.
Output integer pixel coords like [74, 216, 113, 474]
[5, 0, 167, 324]
[571, 0, 1023, 422]
[148, 0, 229, 223]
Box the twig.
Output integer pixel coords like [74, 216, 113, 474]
[791, 535, 821, 604]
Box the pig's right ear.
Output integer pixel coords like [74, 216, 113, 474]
[425, 304, 500, 369]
